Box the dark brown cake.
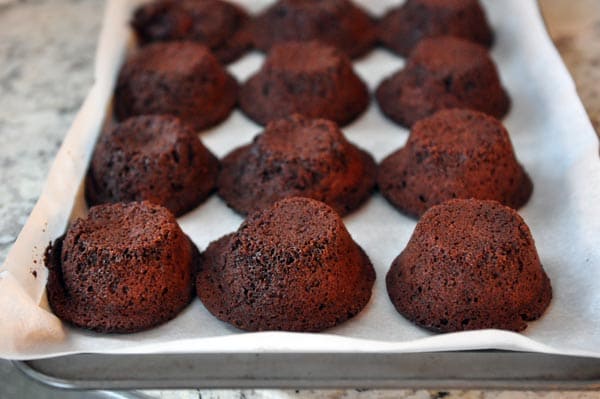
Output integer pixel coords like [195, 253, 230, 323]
[86, 115, 220, 217]
[375, 36, 510, 128]
[379, 0, 493, 57]
[239, 41, 369, 127]
[45, 202, 198, 333]
[252, 0, 376, 59]
[218, 114, 376, 216]
[114, 42, 238, 131]
[386, 199, 552, 333]
[377, 109, 532, 218]
[196, 197, 376, 332]
[131, 0, 252, 63]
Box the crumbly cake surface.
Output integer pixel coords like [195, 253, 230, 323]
[218, 114, 376, 216]
[196, 197, 376, 332]
[379, 0, 493, 57]
[115, 42, 237, 131]
[46, 202, 197, 333]
[132, 0, 252, 63]
[378, 109, 532, 218]
[239, 41, 369, 126]
[376, 37, 510, 127]
[252, 0, 376, 59]
[386, 199, 552, 333]
[86, 115, 219, 216]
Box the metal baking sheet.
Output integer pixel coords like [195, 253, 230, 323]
[4, 0, 600, 390]
[15, 352, 600, 390]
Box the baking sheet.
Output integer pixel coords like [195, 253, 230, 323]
[17, 352, 600, 390]
[1, 0, 599, 360]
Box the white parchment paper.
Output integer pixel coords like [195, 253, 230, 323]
[1, 0, 599, 360]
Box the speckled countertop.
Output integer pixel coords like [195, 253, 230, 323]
[0, 1, 599, 398]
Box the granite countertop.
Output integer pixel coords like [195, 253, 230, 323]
[541, 0, 600, 134]
[0, 1, 599, 398]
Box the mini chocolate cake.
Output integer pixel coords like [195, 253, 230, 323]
[86, 115, 220, 217]
[252, 0, 376, 59]
[379, 0, 493, 57]
[115, 42, 238, 131]
[375, 37, 510, 128]
[239, 41, 369, 126]
[386, 199, 552, 333]
[377, 109, 532, 218]
[218, 114, 376, 216]
[131, 0, 252, 63]
[196, 197, 375, 332]
[45, 202, 198, 333]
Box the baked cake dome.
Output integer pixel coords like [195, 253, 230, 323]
[386, 198, 552, 332]
[45, 202, 198, 333]
[376, 36, 510, 128]
[252, 0, 376, 59]
[86, 115, 219, 217]
[196, 197, 376, 332]
[377, 109, 532, 218]
[239, 41, 369, 126]
[132, 0, 252, 63]
[379, 0, 493, 57]
[218, 114, 376, 216]
[115, 42, 238, 131]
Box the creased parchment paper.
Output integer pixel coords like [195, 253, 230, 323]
[1, 0, 599, 360]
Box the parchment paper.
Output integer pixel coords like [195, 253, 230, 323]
[1, 0, 599, 360]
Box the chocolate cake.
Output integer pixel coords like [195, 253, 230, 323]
[377, 109, 532, 218]
[252, 0, 376, 59]
[131, 0, 252, 63]
[386, 198, 552, 332]
[218, 114, 376, 216]
[196, 197, 376, 332]
[375, 37, 510, 127]
[114, 42, 238, 131]
[45, 202, 198, 333]
[379, 0, 493, 57]
[86, 115, 220, 217]
[239, 41, 369, 126]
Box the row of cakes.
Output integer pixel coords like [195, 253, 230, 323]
[130, 0, 494, 63]
[115, 36, 507, 130]
[44, 0, 552, 336]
